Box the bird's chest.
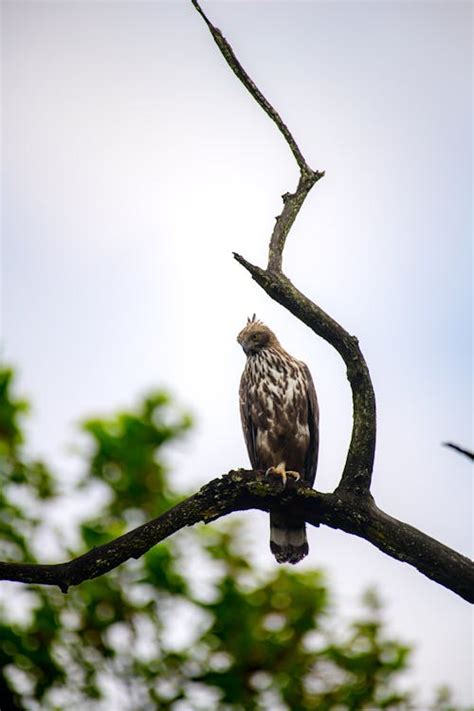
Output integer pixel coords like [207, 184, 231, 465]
[245, 352, 305, 423]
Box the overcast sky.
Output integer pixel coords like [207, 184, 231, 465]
[2, 0, 472, 706]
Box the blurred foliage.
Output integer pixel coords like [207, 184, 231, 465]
[0, 366, 470, 711]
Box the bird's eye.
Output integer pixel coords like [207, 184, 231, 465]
[252, 334, 259, 341]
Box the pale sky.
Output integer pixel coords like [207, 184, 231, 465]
[1, 0, 472, 706]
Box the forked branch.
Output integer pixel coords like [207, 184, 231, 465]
[191, 0, 375, 494]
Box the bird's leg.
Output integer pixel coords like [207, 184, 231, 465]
[265, 462, 301, 487]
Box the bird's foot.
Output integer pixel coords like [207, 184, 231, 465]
[265, 463, 301, 487]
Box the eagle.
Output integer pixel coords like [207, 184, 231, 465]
[237, 316, 319, 564]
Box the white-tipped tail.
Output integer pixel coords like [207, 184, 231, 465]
[270, 514, 308, 564]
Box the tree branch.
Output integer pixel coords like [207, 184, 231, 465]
[190, 0, 317, 177]
[191, 0, 376, 496]
[232, 257, 376, 495]
[443, 442, 474, 461]
[1, 3, 467, 611]
[184, 2, 474, 604]
[190, 0, 324, 274]
[0, 472, 472, 602]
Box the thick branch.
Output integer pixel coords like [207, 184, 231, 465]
[0, 472, 472, 603]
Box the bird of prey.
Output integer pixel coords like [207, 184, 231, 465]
[237, 316, 319, 564]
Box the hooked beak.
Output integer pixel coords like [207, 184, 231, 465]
[237, 337, 251, 355]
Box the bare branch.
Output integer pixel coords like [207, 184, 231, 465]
[268, 172, 322, 273]
[185, 5, 473, 606]
[192, 0, 376, 497]
[191, 0, 316, 175]
[2, 4, 450, 603]
[190, 0, 324, 274]
[0, 2, 468, 631]
[443, 442, 474, 461]
[0, 472, 472, 602]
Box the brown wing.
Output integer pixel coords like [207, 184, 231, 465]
[302, 363, 319, 487]
[239, 371, 259, 469]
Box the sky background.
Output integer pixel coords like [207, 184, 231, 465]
[1, 0, 472, 706]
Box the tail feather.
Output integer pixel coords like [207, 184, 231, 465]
[270, 512, 308, 564]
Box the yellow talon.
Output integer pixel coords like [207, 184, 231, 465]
[265, 464, 301, 487]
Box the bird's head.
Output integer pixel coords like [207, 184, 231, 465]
[237, 315, 279, 356]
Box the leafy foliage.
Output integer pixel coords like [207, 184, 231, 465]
[0, 367, 468, 710]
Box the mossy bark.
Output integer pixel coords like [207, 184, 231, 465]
[1, 471, 472, 602]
